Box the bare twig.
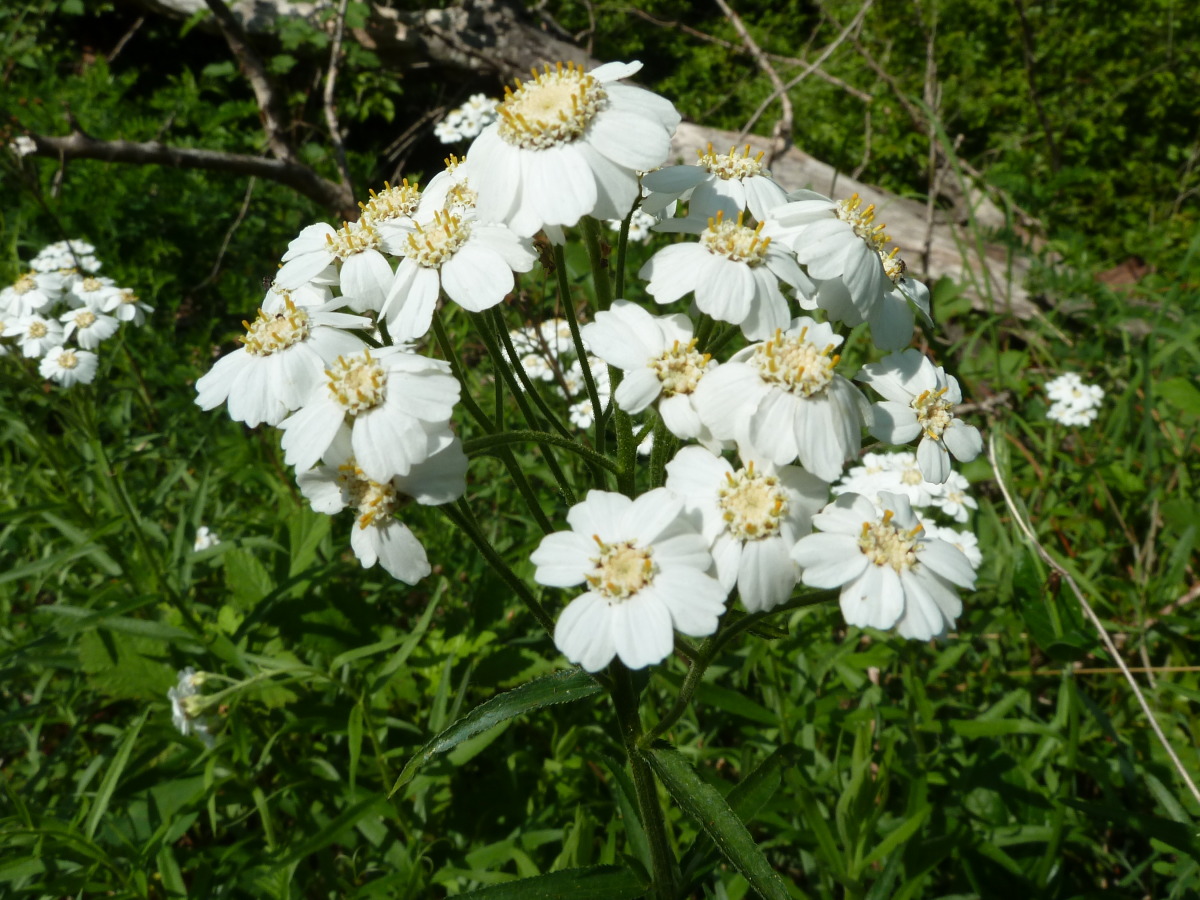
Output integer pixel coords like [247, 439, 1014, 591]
[623, 5, 872, 103]
[322, 0, 354, 195]
[193, 176, 257, 291]
[203, 0, 295, 164]
[25, 131, 356, 220]
[988, 432, 1200, 808]
[738, 0, 873, 149]
[713, 0, 793, 164]
[107, 15, 144, 63]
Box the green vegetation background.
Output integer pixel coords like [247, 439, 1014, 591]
[2, 1, 1198, 897]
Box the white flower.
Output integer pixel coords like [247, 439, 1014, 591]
[1045, 372, 1104, 426]
[38, 344, 98, 386]
[643, 143, 787, 228]
[641, 211, 812, 340]
[168, 667, 215, 746]
[808, 256, 932, 351]
[769, 190, 898, 316]
[101, 288, 154, 325]
[279, 346, 460, 483]
[193, 526, 221, 552]
[532, 488, 728, 671]
[792, 491, 975, 640]
[857, 349, 982, 483]
[568, 398, 599, 429]
[298, 436, 467, 584]
[418, 156, 478, 219]
[921, 523, 982, 570]
[60, 307, 119, 350]
[834, 451, 935, 509]
[260, 279, 334, 314]
[360, 179, 424, 236]
[607, 207, 659, 243]
[275, 221, 403, 313]
[666, 446, 827, 612]
[2, 271, 64, 317]
[381, 209, 536, 340]
[10, 135, 37, 157]
[32, 240, 101, 274]
[581, 300, 720, 448]
[63, 274, 118, 311]
[195, 301, 369, 428]
[10, 313, 64, 358]
[559, 355, 611, 404]
[693, 317, 868, 481]
[928, 470, 977, 523]
[468, 60, 681, 237]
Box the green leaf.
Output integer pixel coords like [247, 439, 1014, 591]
[454, 866, 646, 899]
[389, 668, 601, 795]
[224, 548, 273, 611]
[647, 746, 792, 900]
[1157, 376, 1200, 420]
[85, 710, 148, 839]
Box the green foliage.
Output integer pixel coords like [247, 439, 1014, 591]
[3, 0, 1200, 898]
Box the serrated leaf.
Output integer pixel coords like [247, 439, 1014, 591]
[454, 865, 646, 899]
[389, 668, 601, 795]
[647, 746, 791, 900]
[223, 548, 273, 611]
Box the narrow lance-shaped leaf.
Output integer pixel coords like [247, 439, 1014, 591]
[454, 865, 647, 900]
[389, 668, 602, 795]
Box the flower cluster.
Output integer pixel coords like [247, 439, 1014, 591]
[1045, 372, 1104, 426]
[167, 667, 215, 746]
[434, 93, 500, 144]
[1, 239, 151, 386]
[198, 59, 985, 675]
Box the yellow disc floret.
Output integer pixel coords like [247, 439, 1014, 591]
[405, 211, 472, 268]
[359, 179, 421, 225]
[701, 211, 771, 265]
[912, 386, 954, 440]
[497, 62, 609, 150]
[239, 299, 311, 357]
[752, 326, 840, 398]
[857, 508, 922, 573]
[718, 462, 788, 541]
[836, 193, 891, 253]
[327, 350, 387, 414]
[585, 536, 656, 603]
[649, 338, 710, 396]
[697, 143, 766, 181]
[337, 460, 399, 528]
[325, 221, 382, 260]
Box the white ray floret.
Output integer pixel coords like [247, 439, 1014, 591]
[38, 344, 99, 386]
[275, 220, 405, 313]
[643, 143, 787, 229]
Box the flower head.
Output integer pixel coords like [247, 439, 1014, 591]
[1045, 372, 1104, 426]
[532, 489, 728, 671]
[38, 344, 98, 386]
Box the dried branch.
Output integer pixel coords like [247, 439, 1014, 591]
[737, 0, 873, 149]
[323, 0, 354, 195]
[202, 0, 295, 165]
[988, 433, 1200, 809]
[193, 175, 257, 292]
[713, 0, 793, 164]
[25, 131, 357, 220]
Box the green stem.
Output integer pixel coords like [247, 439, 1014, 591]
[463, 430, 620, 474]
[489, 306, 575, 443]
[641, 591, 836, 746]
[440, 501, 557, 638]
[611, 662, 677, 900]
[614, 208, 631, 299]
[431, 310, 495, 433]
[580, 216, 614, 311]
[554, 244, 608, 470]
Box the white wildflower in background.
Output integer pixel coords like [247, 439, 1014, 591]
[2, 271, 64, 317]
[1045, 372, 1104, 426]
[792, 491, 975, 641]
[694, 317, 868, 481]
[62, 274, 118, 311]
[643, 143, 787, 228]
[532, 488, 728, 672]
[666, 446, 827, 612]
[641, 210, 812, 340]
[435, 94, 500, 144]
[168, 667, 215, 747]
[10, 135, 37, 157]
[857, 348, 982, 483]
[195, 301, 369, 427]
[279, 346, 460, 482]
[606, 207, 660, 243]
[32, 239, 101, 274]
[38, 345, 98, 386]
[298, 435, 467, 584]
[193, 526, 221, 552]
[468, 60, 680, 237]
[834, 450, 935, 509]
[102, 288, 154, 325]
[928, 469, 977, 523]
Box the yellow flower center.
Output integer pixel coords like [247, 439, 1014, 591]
[585, 537, 656, 602]
[405, 211, 471, 268]
[117, 289, 140, 306]
[338, 460, 398, 528]
[858, 509, 922, 573]
[697, 142, 766, 181]
[74, 309, 97, 329]
[325, 221, 382, 260]
[81, 276, 104, 292]
[497, 62, 609, 150]
[752, 326, 841, 398]
[28, 321, 48, 339]
[239, 301, 311, 357]
[58, 349, 80, 369]
[880, 247, 906, 284]
[327, 351, 387, 414]
[701, 211, 771, 265]
[718, 462, 787, 541]
[13, 273, 36, 294]
[912, 386, 954, 440]
[650, 338, 710, 396]
[836, 193, 891, 253]
[359, 179, 421, 225]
